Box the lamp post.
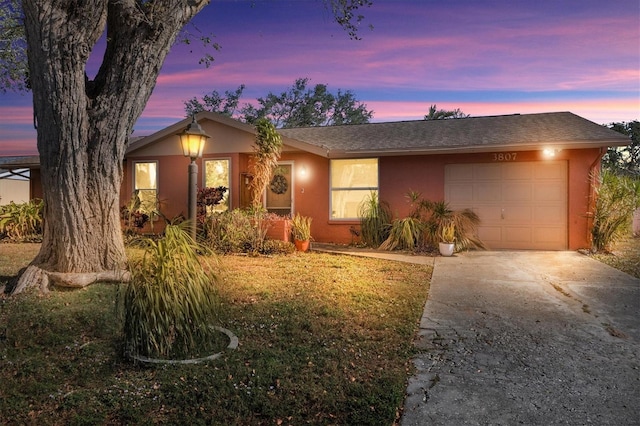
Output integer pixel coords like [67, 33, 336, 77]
[178, 115, 210, 240]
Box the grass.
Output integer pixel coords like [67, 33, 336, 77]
[589, 235, 640, 279]
[0, 243, 431, 425]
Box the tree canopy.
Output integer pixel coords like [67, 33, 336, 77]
[602, 121, 639, 177]
[184, 78, 373, 128]
[0, 0, 28, 92]
[424, 104, 469, 120]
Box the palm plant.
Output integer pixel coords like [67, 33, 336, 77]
[249, 118, 282, 209]
[419, 200, 485, 251]
[378, 217, 424, 251]
[121, 222, 219, 359]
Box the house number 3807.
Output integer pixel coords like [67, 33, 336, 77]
[492, 153, 517, 161]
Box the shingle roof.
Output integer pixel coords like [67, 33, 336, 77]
[278, 112, 629, 158]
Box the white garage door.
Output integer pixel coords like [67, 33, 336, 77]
[445, 161, 567, 250]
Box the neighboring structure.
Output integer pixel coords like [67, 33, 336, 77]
[0, 160, 38, 205]
[1, 111, 630, 250]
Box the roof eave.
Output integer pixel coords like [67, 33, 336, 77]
[328, 139, 629, 158]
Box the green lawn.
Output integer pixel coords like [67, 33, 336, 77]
[0, 244, 431, 425]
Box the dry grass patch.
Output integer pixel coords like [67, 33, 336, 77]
[0, 247, 431, 425]
[590, 236, 640, 279]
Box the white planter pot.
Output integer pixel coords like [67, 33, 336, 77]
[439, 242, 455, 257]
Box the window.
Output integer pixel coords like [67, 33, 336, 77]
[133, 161, 157, 214]
[204, 159, 231, 212]
[330, 158, 378, 219]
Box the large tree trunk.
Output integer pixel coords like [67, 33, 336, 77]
[13, 0, 209, 294]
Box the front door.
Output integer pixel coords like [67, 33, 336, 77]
[266, 164, 292, 216]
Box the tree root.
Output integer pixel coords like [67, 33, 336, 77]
[10, 265, 131, 295]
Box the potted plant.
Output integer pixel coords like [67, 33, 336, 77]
[438, 221, 456, 256]
[291, 213, 312, 252]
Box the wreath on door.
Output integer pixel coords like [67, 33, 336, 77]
[269, 174, 288, 194]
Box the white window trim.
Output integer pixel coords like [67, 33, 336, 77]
[329, 158, 379, 221]
[203, 157, 232, 210]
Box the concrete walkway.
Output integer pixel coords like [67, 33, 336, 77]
[314, 246, 640, 425]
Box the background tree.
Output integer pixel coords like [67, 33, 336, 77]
[601, 121, 639, 176]
[184, 84, 245, 117]
[9, 0, 372, 294]
[424, 104, 469, 120]
[186, 77, 373, 127]
[0, 0, 28, 92]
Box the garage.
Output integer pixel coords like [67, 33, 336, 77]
[445, 161, 568, 250]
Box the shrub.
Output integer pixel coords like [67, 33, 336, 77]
[202, 209, 254, 253]
[591, 170, 640, 252]
[260, 239, 296, 255]
[0, 199, 43, 242]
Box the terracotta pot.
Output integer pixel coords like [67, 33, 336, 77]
[294, 239, 310, 252]
[438, 242, 455, 257]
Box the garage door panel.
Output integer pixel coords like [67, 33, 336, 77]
[447, 184, 474, 203]
[504, 226, 532, 243]
[445, 161, 567, 250]
[474, 164, 502, 180]
[503, 162, 533, 180]
[503, 206, 532, 222]
[534, 205, 564, 223]
[446, 164, 474, 180]
[503, 182, 532, 201]
[477, 226, 502, 243]
[476, 183, 502, 202]
[534, 227, 566, 247]
[534, 182, 565, 202]
[473, 205, 502, 221]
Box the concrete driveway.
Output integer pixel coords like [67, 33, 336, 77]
[400, 251, 640, 426]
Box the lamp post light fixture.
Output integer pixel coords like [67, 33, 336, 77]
[178, 115, 210, 240]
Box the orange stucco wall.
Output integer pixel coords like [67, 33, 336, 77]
[379, 148, 601, 250]
[121, 145, 602, 250]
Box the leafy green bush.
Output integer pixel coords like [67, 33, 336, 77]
[591, 170, 640, 252]
[0, 199, 43, 242]
[120, 223, 219, 359]
[202, 209, 294, 255]
[202, 209, 257, 253]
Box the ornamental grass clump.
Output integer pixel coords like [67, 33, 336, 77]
[359, 191, 392, 247]
[121, 223, 219, 360]
[591, 170, 640, 252]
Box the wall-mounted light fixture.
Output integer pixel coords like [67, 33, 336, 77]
[299, 165, 308, 178]
[543, 148, 561, 158]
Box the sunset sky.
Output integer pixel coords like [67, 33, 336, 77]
[1, 0, 638, 155]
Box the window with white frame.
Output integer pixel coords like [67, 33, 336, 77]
[204, 158, 231, 212]
[330, 158, 378, 219]
[133, 161, 158, 214]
